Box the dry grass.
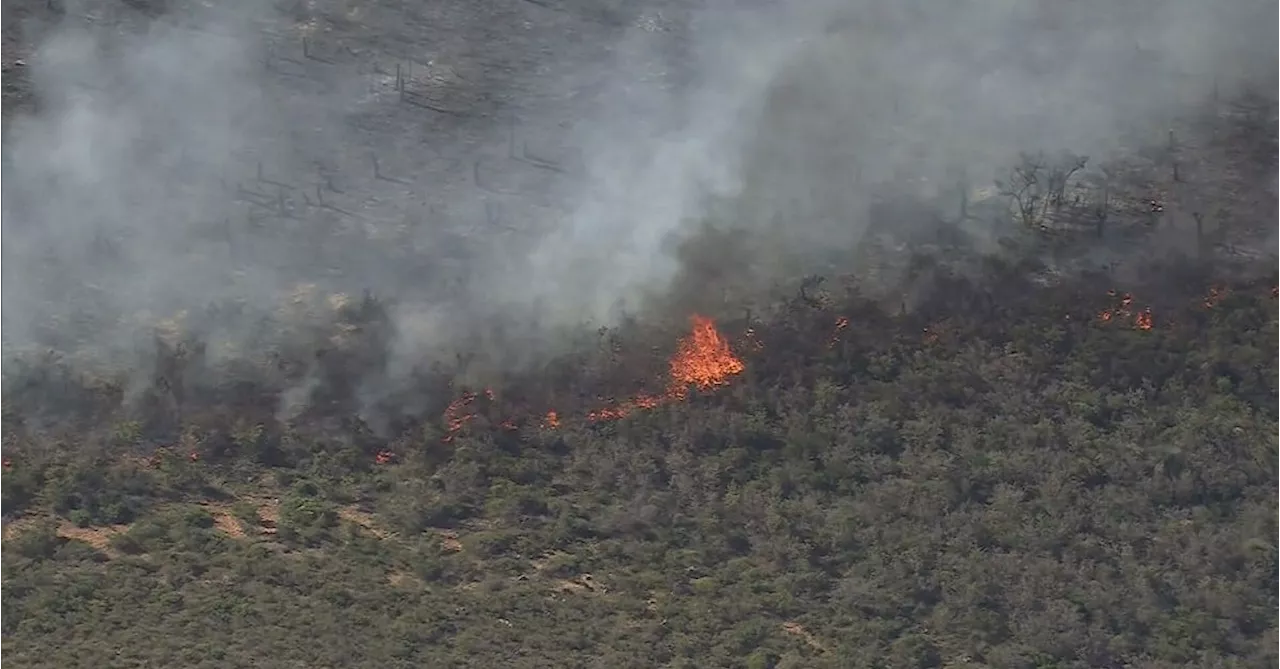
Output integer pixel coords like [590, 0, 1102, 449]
[256, 498, 281, 535]
[56, 522, 131, 555]
[555, 573, 605, 596]
[781, 621, 828, 653]
[438, 530, 463, 552]
[338, 505, 391, 539]
[200, 503, 247, 539]
[3, 516, 133, 559]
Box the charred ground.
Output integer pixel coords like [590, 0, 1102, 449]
[2, 0, 1279, 668]
[2, 251, 1277, 669]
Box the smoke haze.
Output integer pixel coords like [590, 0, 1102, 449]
[3, 0, 1276, 417]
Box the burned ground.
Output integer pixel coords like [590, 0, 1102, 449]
[2, 0, 1278, 667]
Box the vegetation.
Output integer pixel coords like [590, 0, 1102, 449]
[2, 246, 1276, 668]
[3, 19, 1277, 664]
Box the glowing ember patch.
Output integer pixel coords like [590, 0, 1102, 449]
[443, 391, 479, 442]
[375, 450, 395, 464]
[1134, 308, 1153, 331]
[829, 316, 850, 348]
[543, 411, 560, 429]
[586, 314, 745, 423]
[1204, 286, 1227, 308]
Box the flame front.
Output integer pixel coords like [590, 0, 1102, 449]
[667, 315, 745, 396]
[395, 279, 1268, 454]
[443, 390, 482, 441]
[445, 392, 476, 429]
[438, 315, 746, 433]
[1097, 290, 1154, 331]
[587, 314, 744, 422]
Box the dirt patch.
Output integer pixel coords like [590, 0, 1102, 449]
[556, 579, 588, 593]
[256, 498, 280, 535]
[201, 504, 247, 539]
[387, 570, 422, 588]
[781, 621, 828, 653]
[57, 521, 132, 558]
[438, 530, 463, 552]
[2, 515, 132, 557]
[530, 549, 570, 571]
[1, 515, 42, 541]
[555, 573, 606, 595]
[338, 505, 390, 539]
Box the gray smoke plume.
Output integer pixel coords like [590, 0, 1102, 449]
[3, 0, 1275, 422]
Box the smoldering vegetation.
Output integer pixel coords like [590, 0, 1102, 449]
[2, 0, 1276, 444]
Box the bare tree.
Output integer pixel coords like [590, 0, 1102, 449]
[996, 151, 1089, 230]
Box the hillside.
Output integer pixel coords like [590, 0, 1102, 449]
[3, 257, 1277, 669]
[3, 0, 1278, 667]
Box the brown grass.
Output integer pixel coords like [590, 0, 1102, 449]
[555, 573, 605, 595]
[256, 498, 280, 535]
[338, 505, 390, 539]
[781, 621, 828, 652]
[56, 522, 131, 554]
[438, 530, 463, 552]
[200, 503, 247, 539]
[3, 515, 133, 557]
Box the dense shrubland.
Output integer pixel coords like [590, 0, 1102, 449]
[2, 235, 1276, 668]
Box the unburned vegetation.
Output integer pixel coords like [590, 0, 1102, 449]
[2, 0, 1278, 667]
[2, 243, 1277, 667]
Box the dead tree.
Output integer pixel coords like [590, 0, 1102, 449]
[1081, 165, 1116, 238]
[1046, 153, 1088, 210]
[996, 151, 1088, 229]
[996, 152, 1047, 229]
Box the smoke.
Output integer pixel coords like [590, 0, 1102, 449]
[2, 0, 1275, 424]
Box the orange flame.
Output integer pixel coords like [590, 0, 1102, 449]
[586, 393, 665, 423]
[829, 316, 850, 348]
[442, 391, 479, 442]
[1134, 308, 1153, 331]
[667, 315, 745, 396]
[375, 449, 395, 464]
[585, 314, 744, 423]
[1098, 290, 1150, 328]
[1204, 286, 1227, 308]
[438, 316, 745, 432]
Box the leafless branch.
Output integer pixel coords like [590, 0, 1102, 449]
[256, 162, 293, 190]
[371, 154, 411, 185]
[302, 37, 333, 64]
[473, 158, 518, 195]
